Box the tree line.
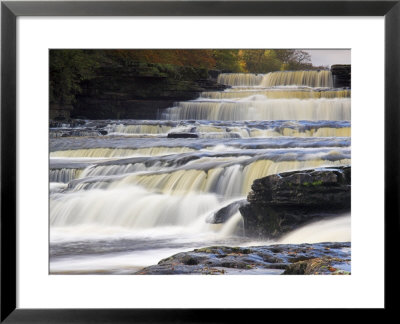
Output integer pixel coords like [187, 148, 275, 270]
[92, 49, 323, 72]
[50, 49, 327, 105]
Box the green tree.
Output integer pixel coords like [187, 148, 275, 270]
[50, 50, 102, 105]
[241, 50, 282, 73]
[212, 50, 244, 72]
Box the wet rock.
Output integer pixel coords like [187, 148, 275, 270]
[49, 128, 108, 138]
[283, 257, 351, 275]
[331, 64, 351, 88]
[167, 133, 199, 139]
[49, 119, 86, 128]
[239, 166, 350, 239]
[135, 242, 351, 275]
[206, 199, 247, 224]
[248, 166, 350, 207]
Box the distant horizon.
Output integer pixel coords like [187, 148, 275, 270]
[306, 49, 351, 67]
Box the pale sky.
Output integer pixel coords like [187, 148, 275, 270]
[305, 49, 351, 67]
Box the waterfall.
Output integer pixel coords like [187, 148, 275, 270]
[200, 89, 350, 100]
[73, 120, 350, 138]
[106, 123, 173, 135]
[104, 156, 350, 196]
[217, 73, 264, 86]
[50, 186, 221, 228]
[261, 70, 333, 88]
[217, 70, 333, 88]
[50, 146, 195, 158]
[52, 152, 350, 228]
[50, 68, 351, 274]
[164, 98, 350, 121]
[50, 168, 83, 183]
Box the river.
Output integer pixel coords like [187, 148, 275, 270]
[49, 70, 351, 274]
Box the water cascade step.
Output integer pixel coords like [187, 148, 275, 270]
[49, 69, 351, 274]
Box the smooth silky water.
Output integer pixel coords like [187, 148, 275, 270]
[49, 70, 351, 274]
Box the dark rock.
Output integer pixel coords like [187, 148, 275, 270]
[239, 166, 350, 239]
[66, 62, 227, 120]
[54, 116, 67, 121]
[167, 133, 199, 139]
[248, 166, 350, 208]
[208, 69, 222, 80]
[331, 64, 351, 88]
[135, 242, 351, 275]
[206, 199, 247, 224]
[181, 255, 200, 265]
[49, 119, 86, 128]
[50, 103, 73, 120]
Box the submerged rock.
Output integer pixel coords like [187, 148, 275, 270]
[135, 242, 351, 275]
[206, 199, 247, 224]
[239, 166, 350, 239]
[167, 133, 199, 138]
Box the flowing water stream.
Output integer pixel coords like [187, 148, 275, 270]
[49, 70, 351, 274]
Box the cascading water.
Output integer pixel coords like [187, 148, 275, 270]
[50, 70, 351, 274]
[163, 71, 349, 121]
[164, 98, 350, 121]
[217, 70, 333, 87]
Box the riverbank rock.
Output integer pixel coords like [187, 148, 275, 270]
[68, 63, 227, 120]
[239, 166, 351, 239]
[135, 242, 351, 275]
[283, 257, 351, 275]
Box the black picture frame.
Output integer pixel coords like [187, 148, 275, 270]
[1, 0, 398, 322]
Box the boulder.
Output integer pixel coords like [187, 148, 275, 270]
[239, 166, 350, 238]
[206, 199, 247, 224]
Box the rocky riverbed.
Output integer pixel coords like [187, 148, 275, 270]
[135, 242, 351, 275]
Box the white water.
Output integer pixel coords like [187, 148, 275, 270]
[50, 70, 351, 274]
[51, 186, 221, 228]
[164, 98, 350, 121]
[277, 215, 351, 244]
[217, 70, 333, 88]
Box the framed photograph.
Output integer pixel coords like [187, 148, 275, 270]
[1, 0, 398, 321]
